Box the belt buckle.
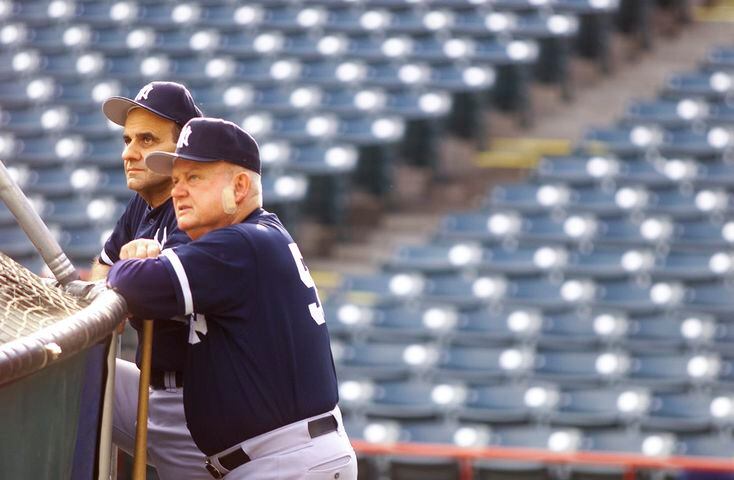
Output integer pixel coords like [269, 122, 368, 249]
[205, 458, 224, 479]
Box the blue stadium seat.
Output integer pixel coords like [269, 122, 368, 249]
[9, 0, 79, 23]
[626, 312, 718, 352]
[458, 382, 559, 423]
[47, 197, 125, 228]
[536, 155, 671, 187]
[454, 305, 543, 344]
[706, 45, 734, 70]
[321, 298, 378, 339]
[425, 274, 572, 310]
[57, 225, 112, 262]
[642, 391, 727, 433]
[551, 386, 652, 428]
[337, 272, 426, 305]
[684, 281, 734, 316]
[628, 352, 728, 390]
[335, 341, 438, 381]
[537, 310, 626, 348]
[75, 1, 142, 26]
[436, 343, 534, 383]
[95, 168, 132, 199]
[662, 70, 733, 102]
[621, 98, 721, 130]
[365, 304, 459, 342]
[240, 111, 405, 146]
[0, 225, 42, 257]
[584, 429, 680, 457]
[679, 432, 734, 457]
[386, 242, 489, 274]
[494, 183, 729, 218]
[361, 380, 462, 420]
[534, 348, 629, 386]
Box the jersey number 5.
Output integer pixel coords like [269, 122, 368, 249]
[288, 243, 326, 325]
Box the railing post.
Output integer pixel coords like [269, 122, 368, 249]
[623, 466, 637, 480]
[459, 457, 474, 480]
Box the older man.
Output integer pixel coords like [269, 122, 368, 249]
[93, 81, 210, 479]
[107, 117, 357, 479]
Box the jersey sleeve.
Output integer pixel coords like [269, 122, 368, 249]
[107, 257, 181, 319]
[99, 198, 136, 266]
[162, 229, 191, 250]
[157, 227, 254, 315]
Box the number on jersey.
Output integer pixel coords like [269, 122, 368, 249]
[288, 243, 326, 325]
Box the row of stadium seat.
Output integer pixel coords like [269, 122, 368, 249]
[325, 299, 734, 352]
[345, 419, 734, 458]
[339, 378, 734, 431]
[331, 339, 734, 389]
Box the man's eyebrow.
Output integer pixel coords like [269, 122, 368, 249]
[135, 131, 161, 140]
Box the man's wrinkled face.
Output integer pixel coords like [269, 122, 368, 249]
[171, 159, 235, 240]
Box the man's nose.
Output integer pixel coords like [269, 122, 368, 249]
[122, 142, 140, 163]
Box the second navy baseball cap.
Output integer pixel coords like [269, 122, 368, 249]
[102, 81, 203, 127]
[145, 117, 261, 175]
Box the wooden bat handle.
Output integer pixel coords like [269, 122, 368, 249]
[133, 319, 154, 480]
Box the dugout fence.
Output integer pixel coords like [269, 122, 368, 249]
[0, 253, 126, 478]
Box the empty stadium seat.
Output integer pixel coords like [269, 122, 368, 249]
[436, 343, 534, 383]
[458, 381, 559, 423]
[334, 340, 439, 381]
[551, 385, 651, 428]
[642, 391, 733, 433]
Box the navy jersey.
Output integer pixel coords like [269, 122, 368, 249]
[101, 194, 190, 372]
[108, 209, 339, 455]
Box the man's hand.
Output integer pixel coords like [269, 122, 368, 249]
[120, 239, 161, 260]
[64, 279, 108, 302]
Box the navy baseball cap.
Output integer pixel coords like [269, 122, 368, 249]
[102, 81, 203, 127]
[145, 117, 261, 175]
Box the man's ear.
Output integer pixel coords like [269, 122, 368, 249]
[233, 171, 251, 203]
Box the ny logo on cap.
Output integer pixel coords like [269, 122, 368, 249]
[135, 83, 155, 101]
[178, 124, 193, 149]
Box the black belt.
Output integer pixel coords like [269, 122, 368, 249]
[205, 414, 339, 478]
[150, 370, 184, 390]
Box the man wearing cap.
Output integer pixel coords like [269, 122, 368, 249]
[92, 81, 211, 479]
[107, 117, 358, 479]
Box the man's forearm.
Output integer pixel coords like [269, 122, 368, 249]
[108, 258, 181, 319]
[89, 257, 111, 281]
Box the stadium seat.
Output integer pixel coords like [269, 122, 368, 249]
[679, 432, 734, 457]
[642, 391, 730, 433]
[662, 70, 733, 102]
[705, 46, 734, 70]
[436, 343, 535, 383]
[362, 379, 463, 421]
[621, 98, 721, 130]
[453, 305, 542, 345]
[386, 242, 493, 275]
[625, 312, 717, 352]
[550, 386, 652, 428]
[537, 309, 626, 348]
[335, 340, 439, 381]
[536, 155, 671, 188]
[584, 429, 679, 457]
[42, 196, 124, 227]
[0, 225, 38, 257]
[458, 381, 560, 424]
[365, 304, 459, 342]
[628, 352, 730, 390]
[336, 272, 427, 305]
[534, 348, 629, 386]
[57, 225, 111, 263]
